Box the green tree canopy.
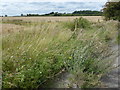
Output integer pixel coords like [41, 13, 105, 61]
[103, 1, 120, 21]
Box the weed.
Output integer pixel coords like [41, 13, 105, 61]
[2, 18, 118, 88]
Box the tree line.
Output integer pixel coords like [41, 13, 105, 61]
[25, 10, 103, 16]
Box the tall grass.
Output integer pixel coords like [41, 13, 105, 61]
[2, 22, 73, 88]
[2, 18, 118, 88]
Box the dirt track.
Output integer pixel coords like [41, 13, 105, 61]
[101, 44, 120, 88]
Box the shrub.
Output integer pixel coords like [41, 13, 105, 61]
[63, 17, 91, 31]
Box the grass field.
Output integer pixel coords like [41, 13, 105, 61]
[1, 16, 119, 88]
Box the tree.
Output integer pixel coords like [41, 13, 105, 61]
[5, 15, 7, 17]
[49, 12, 54, 14]
[103, 1, 120, 21]
[21, 14, 23, 16]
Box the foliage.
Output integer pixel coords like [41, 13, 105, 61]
[63, 17, 91, 31]
[2, 22, 73, 88]
[26, 10, 103, 17]
[2, 17, 118, 88]
[103, 1, 120, 21]
[72, 10, 102, 16]
[65, 40, 112, 88]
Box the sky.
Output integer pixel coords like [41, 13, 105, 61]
[0, 0, 108, 16]
[1, 0, 108, 2]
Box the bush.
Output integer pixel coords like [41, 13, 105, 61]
[63, 17, 91, 31]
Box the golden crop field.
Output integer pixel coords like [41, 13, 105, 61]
[2, 16, 103, 22]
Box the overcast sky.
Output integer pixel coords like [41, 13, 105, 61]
[0, 0, 108, 16]
[2, 0, 108, 2]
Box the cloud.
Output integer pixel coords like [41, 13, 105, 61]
[0, 2, 106, 16]
[2, 0, 107, 2]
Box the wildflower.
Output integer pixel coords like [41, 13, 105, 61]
[7, 48, 10, 51]
[39, 72, 42, 74]
[11, 56, 13, 58]
[69, 57, 72, 59]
